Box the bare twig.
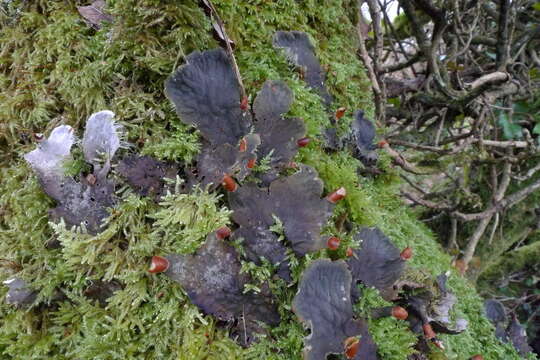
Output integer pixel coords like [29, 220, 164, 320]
[357, 1, 385, 122]
[401, 189, 453, 210]
[462, 158, 511, 267]
[454, 175, 540, 222]
[480, 139, 529, 148]
[379, 142, 426, 174]
[496, 0, 511, 69]
[487, 212, 499, 245]
[513, 161, 540, 181]
[448, 217, 458, 250]
[470, 71, 510, 89]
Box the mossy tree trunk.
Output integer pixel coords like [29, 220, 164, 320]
[0, 1, 529, 359]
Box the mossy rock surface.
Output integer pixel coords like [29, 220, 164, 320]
[0, 1, 529, 359]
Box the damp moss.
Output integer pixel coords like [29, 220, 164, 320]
[0, 0, 529, 359]
[477, 238, 540, 289]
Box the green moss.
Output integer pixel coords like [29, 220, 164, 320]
[478, 237, 540, 287]
[0, 0, 531, 359]
[149, 184, 232, 254]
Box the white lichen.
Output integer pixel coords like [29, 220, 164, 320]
[82, 110, 122, 171]
[24, 125, 75, 176]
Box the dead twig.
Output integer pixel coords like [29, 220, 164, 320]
[379, 142, 426, 174]
[202, 0, 247, 105]
[357, 1, 385, 123]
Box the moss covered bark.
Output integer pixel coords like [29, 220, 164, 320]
[0, 1, 530, 359]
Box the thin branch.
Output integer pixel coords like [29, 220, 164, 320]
[453, 162, 540, 223]
[462, 160, 512, 267]
[366, 0, 387, 122]
[470, 71, 510, 89]
[513, 161, 540, 181]
[401, 189, 453, 210]
[480, 139, 529, 148]
[412, 0, 445, 22]
[379, 142, 426, 174]
[457, 72, 510, 105]
[462, 215, 493, 267]
[410, 0, 451, 96]
[400, 174, 428, 195]
[496, 0, 511, 69]
[434, 116, 445, 146]
[388, 139, 449, 154]
[356, 1, 384, 122]
[487, 212, 500, 245]
[399, 0, 429, 51]
[202, 0, 247, 104]
[448, 217, 459, 250]
[499, 175, 540, 209]
[377, 0, 419, 76]
[381, 53, 422, 74]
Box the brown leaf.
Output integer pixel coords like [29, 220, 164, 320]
[77, 0, 113, 30]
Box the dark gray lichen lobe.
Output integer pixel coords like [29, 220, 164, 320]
[351, 110, 378, 166]
[232, 226, 291, 281]
[252, 80, 305, 168]
[117, 155, 177, 198]
[293, 259, 357, 360]
[273, 31, 333, 106]
[165, 49, 252, 147]
[293, 259, 378, 360]
[229, 164, 334, 256]
[3, 278, 37, 308]
[193, 134, 260, 189]
[163, 232, 280, 346]
[347, 227, 405, 301]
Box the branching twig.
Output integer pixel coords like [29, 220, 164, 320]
[365, 1, 540, 271]
[401, 189, 453, 210]
[448, 217, 458, 250]
[513, 161, 540, 181]
[379, 142, 425, 174]
[357, 1, 385, 123]
[454, 175, 540, 222]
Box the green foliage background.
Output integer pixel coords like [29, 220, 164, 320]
[0, 1, 530, 359]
